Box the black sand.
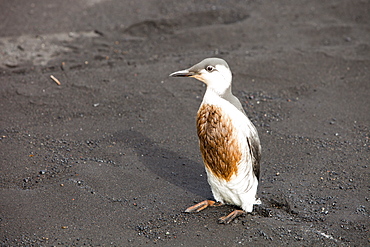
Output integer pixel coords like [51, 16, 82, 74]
[1, 1, 369, 246]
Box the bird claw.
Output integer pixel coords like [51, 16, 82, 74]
[185, 200, 222, 213]
[218, 210, 245, 224]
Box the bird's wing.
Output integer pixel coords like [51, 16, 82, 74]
[247, 136, 261, 180]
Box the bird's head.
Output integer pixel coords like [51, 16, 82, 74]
[170, 58, 232, 96]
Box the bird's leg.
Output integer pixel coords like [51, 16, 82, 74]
[218, 210, 245, 224]
[185, 200, 223, 213]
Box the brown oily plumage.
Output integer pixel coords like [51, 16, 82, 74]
[196, 104, 241, 181]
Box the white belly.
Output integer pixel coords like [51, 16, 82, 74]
[206, 164, 259, 212]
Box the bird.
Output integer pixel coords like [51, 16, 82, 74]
[169, 58, 261, 224]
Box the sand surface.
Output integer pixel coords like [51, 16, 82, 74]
[1, 1, 369, 246]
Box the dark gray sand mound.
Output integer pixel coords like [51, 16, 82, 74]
[1, 1, 369, 246]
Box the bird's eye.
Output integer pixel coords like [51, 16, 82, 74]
[205, 66, 214, 72]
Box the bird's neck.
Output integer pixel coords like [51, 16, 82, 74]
[206, 86, 232, 99]
[203, 87, 246, 115]
[204, 87, 233, 106]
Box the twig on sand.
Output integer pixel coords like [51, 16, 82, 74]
[50, 75, 61, 85]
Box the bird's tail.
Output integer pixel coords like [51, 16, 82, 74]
[254, 198, 262, 205]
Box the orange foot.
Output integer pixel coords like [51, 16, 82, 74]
[185, 200, 223, 213]
[218, 210, 245, 224]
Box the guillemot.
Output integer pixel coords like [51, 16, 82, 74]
[170, 58, 261, 223]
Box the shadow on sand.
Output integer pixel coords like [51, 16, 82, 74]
[113, 129, 212, 200]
